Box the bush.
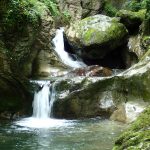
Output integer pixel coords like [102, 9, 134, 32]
[39, 0, 59, 16]
[124, 0, 149, 11]
[103, 1, 118, 17]
[2, 0, 41, 30]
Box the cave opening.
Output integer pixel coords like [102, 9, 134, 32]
[64, 36, 138, 69]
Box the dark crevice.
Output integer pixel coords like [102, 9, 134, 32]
[63, 35, 137, 69]
[83, 47, 127, 69]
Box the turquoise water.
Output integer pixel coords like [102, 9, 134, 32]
[0, 118, 126, 150]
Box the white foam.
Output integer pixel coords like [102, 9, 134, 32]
[52, 28, 86, 68]
[15, 117, 74, 129]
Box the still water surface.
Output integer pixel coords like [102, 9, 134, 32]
[0, 118, 126, 150]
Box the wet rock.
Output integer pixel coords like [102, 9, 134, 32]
[111, 101, 148, 123]
[32, 49, 67, 78]
[128, 34, 143, 59]
[53, 59, 150, 119]
[65, 15, 128, 60]
[64, 65, 112, 77]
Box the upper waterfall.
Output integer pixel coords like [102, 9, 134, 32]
[52, 28, 86, 68]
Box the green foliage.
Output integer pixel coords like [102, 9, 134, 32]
[124, 0, 149, 11]
[2, 0, 42, 30]
[62, 10, 71, 23]
[103, 2, 118, 17]
[39, 0, 59, 16]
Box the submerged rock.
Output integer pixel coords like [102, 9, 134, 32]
[66, 14, 128, 60]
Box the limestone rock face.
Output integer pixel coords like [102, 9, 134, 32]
[66, 15, 128, 60]
[3, 5, 65, 78]
[128, 34, 143, 59]
[81, 0, 103, 18]
[56, 0, 82, 20]
[56, 0, 103, 20]
[52, 58, 150, 120]
[0, 41, 32, 119]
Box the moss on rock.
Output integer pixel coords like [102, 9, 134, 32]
[66, 14, 128, 60]
[116, 9, 146, 33]
[113, 106, 150, 150]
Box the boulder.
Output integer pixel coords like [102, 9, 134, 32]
[52, 58, 150, 120]
[65, 15, 128, 60]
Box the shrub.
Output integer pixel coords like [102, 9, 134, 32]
[124, 0, 149, 11]
[103, 1, 118, 17]
[39, 0, 59, 16]
[2, 0, 41, 30]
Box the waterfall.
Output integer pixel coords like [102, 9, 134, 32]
[15, 80, 72, 128]
[52, 28, 86, 68]
[32, 81, 51, 119]
[32, 81, 57, 119]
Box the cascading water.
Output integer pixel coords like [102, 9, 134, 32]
[52, 28, 86, 68]
[15, 80, 71, 128]
[32, 81, 50, 119]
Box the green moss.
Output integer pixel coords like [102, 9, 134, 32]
[78, 19, 127, 47]
[117, 9, 146, 22]
[141, 49, 150, 61]
[103, 1, 118, 17]
[39, 0, 59, 16]
[83, 28, 105, 45]
[124, 0, 148, 11]
[1, 0, 60, 31]
[113, 106, 150, 150]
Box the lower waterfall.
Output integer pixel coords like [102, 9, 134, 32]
[15, 81, 72, 128]
[32, 81, 50, 119]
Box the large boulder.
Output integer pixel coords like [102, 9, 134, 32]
[65, 15, 128, 60]
[52, 58, 150, 121]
